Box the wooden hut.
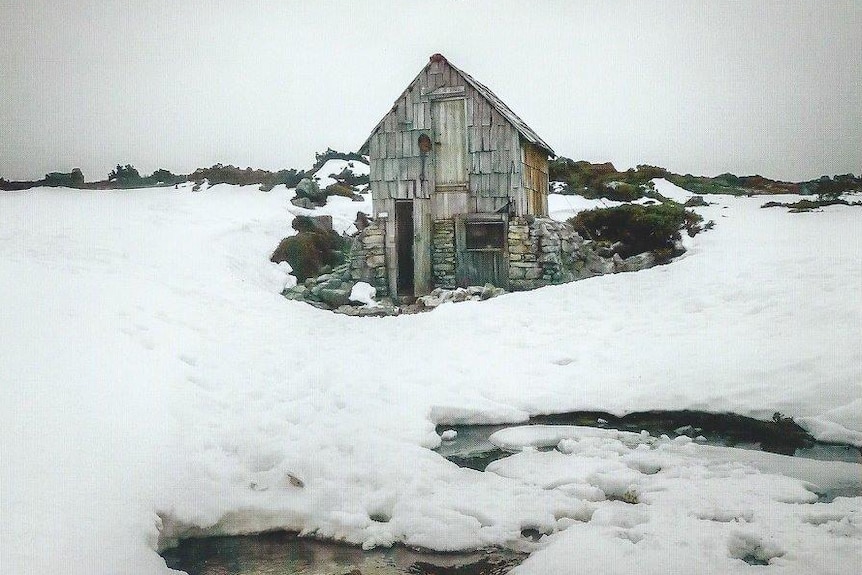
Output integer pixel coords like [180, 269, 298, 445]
[359, 54, 555, 297]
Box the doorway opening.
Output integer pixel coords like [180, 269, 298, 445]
[395, 200, 414, 295]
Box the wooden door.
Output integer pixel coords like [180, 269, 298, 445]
[413, 199, 431, 295]
[432, 99, 468, 187]
[454, 218, 509, 289]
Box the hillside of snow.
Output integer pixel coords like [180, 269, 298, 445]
[1, 179, 860, 574]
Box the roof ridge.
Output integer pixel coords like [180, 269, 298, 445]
[360, 56, 555, 157]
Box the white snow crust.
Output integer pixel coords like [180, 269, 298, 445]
[1, 184, 860, 574]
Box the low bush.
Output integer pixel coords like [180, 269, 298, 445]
[270, 217, 348, 281]
[549, 157, 659, 200]
[568, 202, 702, 260]
[323, 182, 356, 199]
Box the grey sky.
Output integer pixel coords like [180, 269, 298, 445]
[1, 0, 860, 182]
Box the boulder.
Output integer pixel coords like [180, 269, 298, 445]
[451, 288, 469, 302]
[317, 286, 352, 308]
[618, 252, 657, 273]
[596, 244, 615, 258]
[354, 211, 372, 232]
[417, 295, 444, 309]
[295, 178, 327, 204]
[290, 196, 316, 209]
[480, 283, 506, 300]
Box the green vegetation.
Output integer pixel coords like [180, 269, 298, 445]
[568, 202, 703, 260]
[549, 159, 663, 200]
[269, 216, 349, 281]
[186, 164, 306, 191]
[104, 164, 185, 188]
[815, 174, 862, 201]
[549, 156, 861, 199]
[43, 169, 85, 187]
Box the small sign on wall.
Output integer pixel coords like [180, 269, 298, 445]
[377, 211, 389, 218]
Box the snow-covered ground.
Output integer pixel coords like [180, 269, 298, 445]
[1, 179, 860, 574]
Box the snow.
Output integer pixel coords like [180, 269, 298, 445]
[440, 429, 458, 441]
[309, 158, 369, 190]
[2, 184, 860, 574]
[651, 177, 694, 202]
[499, 426, 860, 574]
[348, 282, 377, 306]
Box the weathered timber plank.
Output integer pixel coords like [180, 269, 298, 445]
[433, 190, 469, 218]
[481, 98, 492, 126]
[399, 157, 408, 181]
[369, 135, 380, 162]
[427, 73, 442, 90]
[481, 126, 492, 152]
[382, 159, 394, 182]
[469, 126, 480, 153]
[413, 198, 432, 295]
[404, 89, 415, 124]
[386, 133, 396, 158]
[394, 130, 403, 158]
[396, 96, 406, 126]
[479, 151, 491, 174]
[414, 103, 424, 129]
[402, 132, 412, 158]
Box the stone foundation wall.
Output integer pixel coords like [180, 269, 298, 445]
[506, 216, 632, 291]
[309, 216, 658, 304]
[431, 220, 456, 289]
[506, 219, 542, 290]
[348, 221, 389, 297]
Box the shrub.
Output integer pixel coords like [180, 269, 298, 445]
[108, 164, 141, 182]
[270, 221, 348, 281]
[323, 182, 356, 199]
[549, 157, 658, 200]
[568, 203, 702, 260]
[330, 164, 369, 188]
[44, 171, 82, 187]
[70, 168, 84, 186]
[148, 168, 184, 185]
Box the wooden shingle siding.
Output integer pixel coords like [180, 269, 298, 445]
[522, 142, 549, 216]
[360, 55, 554, 294]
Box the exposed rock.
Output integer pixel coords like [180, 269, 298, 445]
[684, 195, 709, 207]
[295, 177, 326, 204]
[596, 244, 615, 257]
[317, 287, 352, 308]
[480, 283, 505, 300]
[354, 211, 371, 232]
[290, 196, 317, 209]
[617, 252, 657, 273]
[334, 304, 399, 317]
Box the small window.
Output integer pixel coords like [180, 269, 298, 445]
[418, 133, 432, 154]
[465, 222, 505, 250]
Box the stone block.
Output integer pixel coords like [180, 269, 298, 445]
[540, 252, 561, 265]
[317, 286, 352, 308]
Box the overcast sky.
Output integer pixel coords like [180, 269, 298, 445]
[1, 0, 860, 182]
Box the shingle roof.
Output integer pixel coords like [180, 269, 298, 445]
[360, 55, 555, 157]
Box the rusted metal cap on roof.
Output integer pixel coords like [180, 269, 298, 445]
[429, 53, 446, 63]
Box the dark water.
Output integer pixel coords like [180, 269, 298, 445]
[435, 410, 862, 472]
[161, 532, 525, 575]
[162, 411, 859, 574]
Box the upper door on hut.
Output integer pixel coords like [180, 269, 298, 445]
[360, 54, 555, 297]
